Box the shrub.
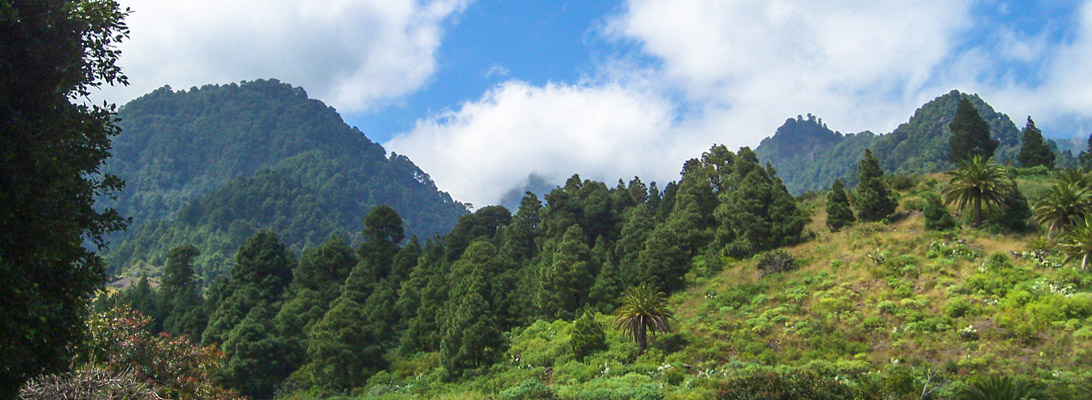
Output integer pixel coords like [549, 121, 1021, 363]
[945, 297, 972, 318]
[499, 378, 556, 400]
[570, 312, 607, 361]
[923, 192, 959, 231]
[757, 250, 798, 277]
[715, 372, 870, 400]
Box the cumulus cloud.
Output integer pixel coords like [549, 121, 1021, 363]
[390, 0, 984, 206]
[607, 0, 975, 139]
[97, 0, 469, 111]
[385, 80, 697, 208]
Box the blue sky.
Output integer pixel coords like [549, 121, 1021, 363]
[99, 0, 1092, 207]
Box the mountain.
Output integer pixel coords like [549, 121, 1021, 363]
[755, 90, 1067, 194]
[101, 80, 467, 280]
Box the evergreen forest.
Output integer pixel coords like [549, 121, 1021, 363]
[8, 2, 1092, 399]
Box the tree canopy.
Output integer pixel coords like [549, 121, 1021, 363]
[1, 1, 130, 395]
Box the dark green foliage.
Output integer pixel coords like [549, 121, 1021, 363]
[203, 231, 295, 345]
[987, 180, 1032, 232]
[715, 372, 867, 400]
[1018, 117, 1055, 168]
[570, 312, 607, 361]
[501, 192, 543, 263]
[537, 225, 597, 319]
[825, 179, 855, 231]
[716, 148, 807, 257]
[440, 292, 503, 376]
[754, 114, 877, 194]
[307, 296, 385, 390]
[445, 205, 511, 261]
[357, 205, 405, 283]
[950, 98, 999, 163]
[957, 375, 1043, 400]
[0, 1, 130, 394]
[923, 192, 958, 231]
[231, 231, 295, 302]
[220, 303, 290, 399]
[292, 234, 357, 298]
[101, 80, 467, 279]
[756, 250, 798, 277]
[855, 149, 897, 222]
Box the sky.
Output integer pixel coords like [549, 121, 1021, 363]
[97, 0, 1092, 208]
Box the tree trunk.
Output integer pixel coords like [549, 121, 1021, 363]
[973, 195, 983, 226]
[637, 317, 647, 355]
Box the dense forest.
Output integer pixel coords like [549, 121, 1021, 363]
[755, 90, 1080, 194]
[99, 80, 469, 281]
[9, 2, 1092, 397]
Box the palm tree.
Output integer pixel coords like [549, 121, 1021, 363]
[614, 283, 673, 355]
[944, 155, 1012, 226]
[1033, 180, 1091, 238]
[957, 375, 1042, 400]
[1060, 214, 1092, 270]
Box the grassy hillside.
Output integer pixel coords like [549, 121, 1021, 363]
[306, 172, 1092, 399]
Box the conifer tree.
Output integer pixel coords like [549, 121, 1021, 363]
[716, 148, 806, 256]
[220, 303, 290, 399]
[537, 225, 596, 319]
[825, 179, 855, 231]
[570, 311, 606, 361]
[501, 192, 543, 263]
[440, 291, 503, 376]
[358, 205, 405, 281]
[949, 98, 998, 163]
[1018, 117, 1055, 169]
[307, 296, 384, 390]
[855, 149, 897, 221]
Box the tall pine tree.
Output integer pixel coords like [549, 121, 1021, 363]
[1018, 117, 1055, 169]
[949, 98, 998, 163]
[855, 149, 897, 222]
[825, 179, 855, 231]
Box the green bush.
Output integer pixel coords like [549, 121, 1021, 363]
[923, 192, 958, 231]
[945, 297, 972, 318]
[757, 250, 798, 277]
[499, 378, 556, 400]
[715, 371, 871, 400]
[570, 312, 607, 361]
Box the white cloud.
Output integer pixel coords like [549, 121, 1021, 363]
[607, 0, 974, 138]
[96, 0, 469, 112]
[385, 81, 691, 208]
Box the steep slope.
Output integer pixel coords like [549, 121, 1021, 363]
[756, 90, 1023, 194]
[101, 80, 467, 279]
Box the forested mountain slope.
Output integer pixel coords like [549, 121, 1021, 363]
[100, 80, 467, 279]
[756, 90, 1075, 194]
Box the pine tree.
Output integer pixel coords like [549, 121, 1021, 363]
[220, 304, 290, 399]
[1018, 117, 1055, 169]
[949, 98, 998, 163]
[825, 179, 855, 231]
[570, 311, 606, 361]
[537, 225, 596, 319]
[855, 149, 897, 222]
[359, 205, 405, 281]
[307, 296, 385, 390]
[439, 291, 503, 377]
